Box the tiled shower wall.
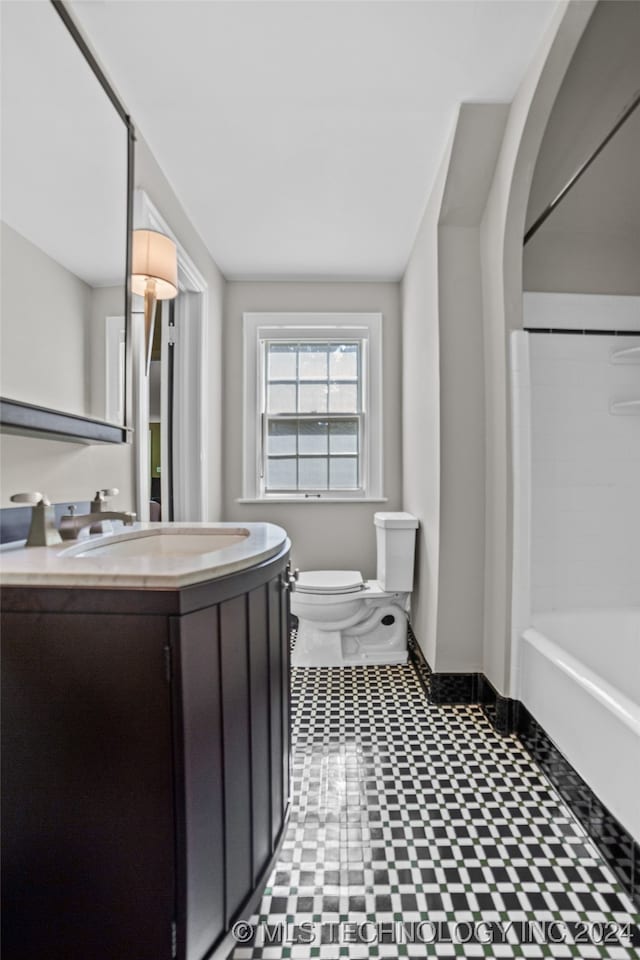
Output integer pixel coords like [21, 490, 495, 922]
[530, 333, 640, 611]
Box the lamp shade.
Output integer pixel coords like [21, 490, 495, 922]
[131, 229, 178, 300]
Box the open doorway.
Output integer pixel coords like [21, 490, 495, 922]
[148, 298, 175, 521]
[133, 190, 209, 522]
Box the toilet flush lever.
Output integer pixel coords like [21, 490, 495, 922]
[283, 564, 300, 592]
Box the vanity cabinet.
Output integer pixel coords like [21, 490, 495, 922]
[1, 545, 291, 960]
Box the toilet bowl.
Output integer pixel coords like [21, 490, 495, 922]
[291, 512, 419, 667]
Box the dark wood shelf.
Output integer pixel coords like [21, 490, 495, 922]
[0, 397, 130, 445]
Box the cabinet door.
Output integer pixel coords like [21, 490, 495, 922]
[174, 606, 225, 960]
[1, 612, 175, 960]
[219, 595, 253, 925]
[280, 581, 291, 812]
[268, 575, 285, 844]
[174, 555, 292, 958]
[247, 584, 271, 882]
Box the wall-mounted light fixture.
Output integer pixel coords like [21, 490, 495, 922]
[131, 229, 178, 373]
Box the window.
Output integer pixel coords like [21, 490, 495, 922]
[265, 340, 361, 493]
[242, 313, 383, 501]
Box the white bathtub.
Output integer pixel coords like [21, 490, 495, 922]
[520, 608, 640, 843]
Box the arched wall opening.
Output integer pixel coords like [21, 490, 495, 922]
[479, 0, 599, 695]
[505, 0, 640, 845]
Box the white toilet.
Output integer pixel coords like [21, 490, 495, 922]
[291, 512, 419, 667]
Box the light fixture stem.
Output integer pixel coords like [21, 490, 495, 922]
[144, 279, 157, 375]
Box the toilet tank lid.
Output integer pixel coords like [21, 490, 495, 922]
[374, 512, 419, 529]
[296, 570, 364, 594]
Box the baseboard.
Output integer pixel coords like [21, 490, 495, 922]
[429, 671, 479, 706]
[412, 660, 519, 736]
[407, 624, 431, 694]
[517, 704, 639, 910]
[477, 673, 520, 735]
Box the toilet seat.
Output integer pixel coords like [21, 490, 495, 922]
[296, 570, 364, 596]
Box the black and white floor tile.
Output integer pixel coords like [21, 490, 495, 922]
[232, 649, 638, 959]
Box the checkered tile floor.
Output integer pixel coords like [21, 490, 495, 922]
[231, 652, 639, 959]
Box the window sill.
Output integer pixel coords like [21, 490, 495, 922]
[236, 497, 388, 504]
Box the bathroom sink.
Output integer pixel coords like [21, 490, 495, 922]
[0, 521, 288, 589]
[63, 528, 249, 559]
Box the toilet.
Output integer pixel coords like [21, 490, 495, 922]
[291, 512, 419, 667]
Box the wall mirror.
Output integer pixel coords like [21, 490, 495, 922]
[0, 0, 133, 442]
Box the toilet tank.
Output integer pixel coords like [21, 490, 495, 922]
[374, 512, 419, 591]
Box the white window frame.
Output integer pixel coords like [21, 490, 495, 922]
[241, 312, 384, 502]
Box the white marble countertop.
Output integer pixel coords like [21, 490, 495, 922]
[0, 521, 289, 589]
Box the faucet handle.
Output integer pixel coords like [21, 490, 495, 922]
[10, 493, 60, 546]
[94, 488, 119, 502]
[11, 492, 49, 506]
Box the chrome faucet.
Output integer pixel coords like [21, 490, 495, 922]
[10, 492, 62, 547]
[89, 488, 121, 534]
[59, 505, 136, 541]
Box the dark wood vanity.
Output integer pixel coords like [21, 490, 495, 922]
[1, 544, 292, 960]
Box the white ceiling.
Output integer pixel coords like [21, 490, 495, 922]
[72, 0, 558, 280]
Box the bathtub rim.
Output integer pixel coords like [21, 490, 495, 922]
[521, 625, 640, 738]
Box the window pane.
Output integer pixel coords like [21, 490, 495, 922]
[329, 343, 358, 380]
[299, 457, 328, 490]
[298, 344, 327, 380]
[267, 458, 296, 490]
[330, 457, 358, 489]
[268, 343, 296, 380]
[268, 420, 296, 456]
[299, 382, 328, 413]
[329, 382, 358, 412]
[268, 382, 296, 413]
[259, 334, 368, 496]
[330, 420, 358, 454]
[298, 420, 328, 455]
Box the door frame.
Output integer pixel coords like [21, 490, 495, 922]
[133, 190, 209, 521]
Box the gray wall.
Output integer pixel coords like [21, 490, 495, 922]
[222, 281, 402, 576]
[1, 221, 90, 416]
[523, 1, 640, 295]
[0, 433, 135, 511]
[401, 141, 447, 668]
[88, 284, 125, 421]
[524, 228, 640, 295]
[435, 226, 486, 672]
[0, 221, 135, 511]
[402, 103, 506, 671]
[525, 0, 640, 238]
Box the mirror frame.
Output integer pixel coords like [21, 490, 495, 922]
[0, 0, 135, 445]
